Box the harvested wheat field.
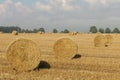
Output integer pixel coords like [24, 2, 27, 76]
[1, 33, 120, 80]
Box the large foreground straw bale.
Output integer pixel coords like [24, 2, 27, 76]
[53, 37, 78, 59]
[12, 30, 18, 35]
[6, 38, 41, 71]
[94, 35, 107, 47]
[105, 34, 113, 46]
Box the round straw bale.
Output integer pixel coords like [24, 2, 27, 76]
[69, 32, 73, 35]
[96, 32, 102, 34]
[69, 32, 77, 36]
[12, 30, 18, 35]
[78, 32, 83, 35]
[105, 34, 113, 46]
[94, 35, 107, 47]
[6, 38, 41, 71]
[53, 37, 78, 59]
[88, 32, 92, 34]
[0, 32, 3, 34]
[37, 31, 44, 34]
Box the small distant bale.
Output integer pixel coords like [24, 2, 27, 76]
[94, 35, 107, 47]
[96, 32, 102, 34]
[37, 31, 44, 34]
[105, 34, 113, 46]
[6, 38, 41, 71]
[69, 32, 77, 36]
[77, 32, 83, 35]
[12, 30, 18, 35]
[46, 32, 53, 35]
[0, 32, 3, 34]
[69, 32, 74, 35]
[88, 32, 92, 34]
[53, 37, 78, 59]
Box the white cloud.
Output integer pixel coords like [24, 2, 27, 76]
[61, 0, 77, 10]
[4, 0, 13, 4]
[0, 4, 6, 15]
[15, 2, 33, 15]
[0, 0, 33, 17]
[54, 0, 81, 11]
[85, 0, 97, 5]
[85, 0, 120, 6]
[0, 0, 13, 16]
[100, 0, 107, 5]
[85, 0, 108, 8]
[107, 0, 120, 4]
[35, 1, 52, 11]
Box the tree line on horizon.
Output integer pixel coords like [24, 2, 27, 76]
[0, 26, 119, 33]
[0, 26, 70, 33]
[89, 26, 120, 33]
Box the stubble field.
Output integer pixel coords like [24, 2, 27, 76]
[1, 33, 120, 80]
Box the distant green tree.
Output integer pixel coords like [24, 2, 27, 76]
[25, 29, 29, 33]
[21, 29, 26, 33]
[99, 28, 104, 33]
[38, 28, 45, 33]
[89, 26, 98, 33]
[112, 28, 119, 33]
[33, 29, 38, 33]
[105, 28, 111, 33]
[0, 26, 21, 33]
[63, 29, 69, 33]
[60, 31, 64, 33]
[53, 29, 58, 33]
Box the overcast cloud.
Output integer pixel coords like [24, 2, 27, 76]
[0, 0, 120, 32]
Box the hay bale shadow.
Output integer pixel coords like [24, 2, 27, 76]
[105, 45, 108, 47]
[72, 54, 81, 59]
[34, 60, 51, 70]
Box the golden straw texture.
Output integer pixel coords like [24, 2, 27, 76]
[12, 30, 18, 35]
[53, 37, 78, 59]
[94, 35, 107, 47]
[105, 34, 113, 46]
[6, 38, 41, 71]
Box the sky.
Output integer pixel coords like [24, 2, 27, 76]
[0, 0, 120, 32]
